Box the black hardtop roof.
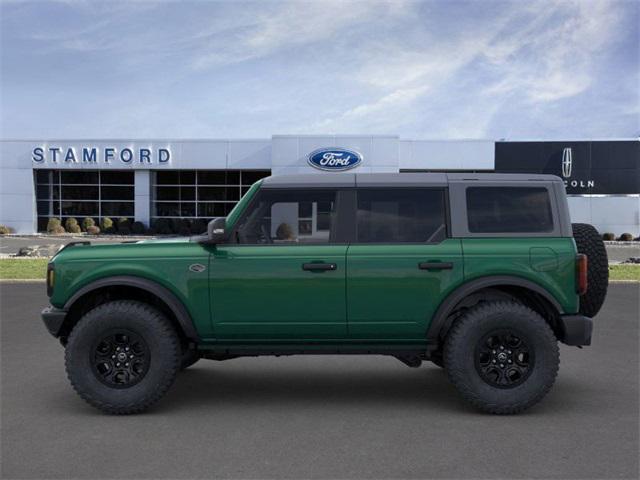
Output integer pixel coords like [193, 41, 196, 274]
[261, 172, 563, 188]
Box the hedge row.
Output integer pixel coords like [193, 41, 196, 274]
[40, 217, 209, 236]
[45, 217, 146, 236]
[602, 232, 640, 241]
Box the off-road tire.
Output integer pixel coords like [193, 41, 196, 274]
[65, 300, 181, 414]
[181, 349, 200, 370]
[444, 301, 559, 414]
[572, 223, 609, 317]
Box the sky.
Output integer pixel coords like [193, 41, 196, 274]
[1, 0, 638, 140]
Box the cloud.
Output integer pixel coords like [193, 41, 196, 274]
[191, 1, 412, 70]
[311, 85, 429, 131]
[317, 0, 630, 136]
[482, 0, 621, 102]
[0, 0, 637, 139]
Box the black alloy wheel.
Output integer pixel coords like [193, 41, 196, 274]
[92, 330, 150, 388]
[475, 330, 533, 388]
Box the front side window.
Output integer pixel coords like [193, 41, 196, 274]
[356, 189, 446, 243]
[466, 187, 553, 233]
[234, 189, 338, 244]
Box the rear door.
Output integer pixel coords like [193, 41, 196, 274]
[346, 188, 463, 339]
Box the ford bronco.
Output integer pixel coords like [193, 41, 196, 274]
[42, 173, 609, 414]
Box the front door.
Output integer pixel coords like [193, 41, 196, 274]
[210, 188, 349, 340]
[346, 188, 463, 339]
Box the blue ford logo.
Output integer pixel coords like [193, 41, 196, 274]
[307, 148, 362, 171]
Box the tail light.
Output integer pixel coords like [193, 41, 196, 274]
[576, 254, 588, 295]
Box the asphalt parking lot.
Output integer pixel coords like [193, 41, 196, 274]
[1, 283, 638, 479]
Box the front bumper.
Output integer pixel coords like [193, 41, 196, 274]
[41, 306, 67, 338]
[559, 314, 593, 346]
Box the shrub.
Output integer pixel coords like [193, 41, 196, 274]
[0, 224, 13, 235]
[51, 225, 66, 235]
[153, 218, 173, 235]
[116, 217, 131, 234]
[131, 221, 146, 234]
[82, 217, 95, 231]
[618, 233, 634, 242]
[46, 218, 62, 233]
[86, 225, 101, 235]
[101, 217, 114, 233]
[64, 218, 81, 234]
[602, 232, 615, 241]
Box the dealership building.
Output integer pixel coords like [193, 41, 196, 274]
[0, 136, 638, 235]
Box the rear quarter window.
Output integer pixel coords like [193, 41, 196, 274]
[466, 187, 554, 233]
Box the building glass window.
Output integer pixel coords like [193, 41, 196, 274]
[151, 170, 270, 223]
[34, 170, 134, 231]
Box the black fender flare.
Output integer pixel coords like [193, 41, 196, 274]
[64, 275, 199, 341]
[426, 275, 564, 343]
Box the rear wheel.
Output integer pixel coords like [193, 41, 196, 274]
[65, 300, 181, 414]
[444, 301, 559, 414]
[572, 223, 609, 317]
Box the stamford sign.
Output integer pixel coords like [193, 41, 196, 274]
[32, 146, 171, 165]
[308, 147, 362, 171]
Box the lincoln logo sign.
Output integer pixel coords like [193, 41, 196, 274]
[32, 146, 171, 165]
[560, 147, 595, 188]
[308, 148, 362, 171]
[561, 147, 572, 178]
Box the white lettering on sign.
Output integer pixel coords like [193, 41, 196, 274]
[319, 152, 353, 167]
[32, 147, 171, 165]
[565, 180, 595, 188]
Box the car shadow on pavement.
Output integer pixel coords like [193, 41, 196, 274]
[149, 361, 575, 416]
[160, 364, 467, 412]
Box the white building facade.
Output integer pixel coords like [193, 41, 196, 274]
[1, 136, 638, 235]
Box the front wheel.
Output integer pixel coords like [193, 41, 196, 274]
[444, 301, 559, 414]
[65, 300, 181, 414]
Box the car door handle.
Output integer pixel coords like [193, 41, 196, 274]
[418, 262, 454, 270]
[302, 263, 337, 272]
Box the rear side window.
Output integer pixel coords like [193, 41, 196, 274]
[466, 187, 553, 233]
[356, 189, 446, 243]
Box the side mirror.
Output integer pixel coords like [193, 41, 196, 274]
[207, 217, 226, 244]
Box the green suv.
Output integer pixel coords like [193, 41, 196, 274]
[42, 173, 608, 414]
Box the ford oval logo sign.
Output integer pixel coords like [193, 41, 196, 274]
[307, 148, 362, 171]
